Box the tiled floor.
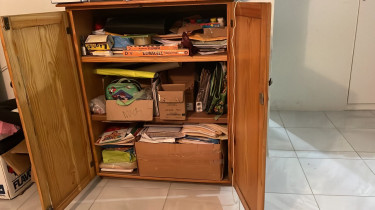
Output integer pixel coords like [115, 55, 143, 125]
[266, 110, 375, 210]
[9, 110, 375, 210]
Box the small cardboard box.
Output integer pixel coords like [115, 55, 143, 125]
[106, 100, 153, 121]
[85, 35, 114, 51]
[158, 84, 186, 120]
[0, 147, 32, 199]
[135, 142, 223, 180]
[167, 63, 197, 111]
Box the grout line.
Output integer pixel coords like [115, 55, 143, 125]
[283, 128, 321, 210]
[161, 182, 172, 210]
[266, 192, 375, 198]
[322, 112, 375, 175]
[16, 185, 39, 210]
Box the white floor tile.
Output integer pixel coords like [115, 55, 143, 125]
[163, 189, 239, 210]
[287, 128, 353, 151]
[268, 128, 294, 150]
[315, 195, 375, 210]
[17, 191, 41, 210]
[265, 193, 319, 210]
[90, 186, 168, 210]
[265, 158, 311, 194]
[300, 159, 375, 196]
[359, 152, 375, 160]
[268, 150, 297, 158]
[326, 111, 375, 129]
[296, 151, 360, 159]
[106, 178, 170, 189]
[0, 184, 37, 210]
[170, 182, 232, 191]
[65, 177, 106, 210]
[364, 160, 375, 174]
[339, 129, 375, 152]
[269, 111, 284, 128]
[279, 111, 334, 128]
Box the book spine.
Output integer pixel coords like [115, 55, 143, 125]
[123, 49, 189, 56]
[127, 45, 178, 51]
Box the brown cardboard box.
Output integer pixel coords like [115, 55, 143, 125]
[2, 140, 30, 175]
[167, 63, 196, 111]
[106, 100, 153, 121]
[135, 142, 223, 180]
[158, 84, 186, 120]
[0, 140, 32, 199]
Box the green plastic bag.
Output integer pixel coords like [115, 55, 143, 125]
[102, 149, 136, 163]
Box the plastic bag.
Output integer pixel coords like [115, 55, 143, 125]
[90, 95, 106, 114]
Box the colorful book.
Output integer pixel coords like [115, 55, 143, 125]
[123, 49, 189, 57]
[127, 45, 178, 51]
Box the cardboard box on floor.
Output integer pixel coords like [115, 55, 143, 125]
[136, 142, 223, 180]
[0, 140, 32, 199]
[158, 84, 186, 120]
[167, 63, 197, 111]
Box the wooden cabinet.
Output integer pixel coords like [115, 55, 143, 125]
[0, 1, 270, 209]
[348, 0, 375, 104]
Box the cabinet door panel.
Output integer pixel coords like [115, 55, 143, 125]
[230, 3, 271, 210]
[0, 12, 95, 210]
[348, 0, 375, 104]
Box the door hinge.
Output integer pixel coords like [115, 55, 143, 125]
[259, 93, 264, 105]
[3, 17, 10, 31]
[269, 78, 273, 86]
[90, 161, 95, 167]
[230, 19, 234, 28]
[66, 27, 72, 35]
[46, 205, 53, 210]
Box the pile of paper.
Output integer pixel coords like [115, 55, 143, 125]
[95, 126, 139, 146]
[178, 124, 228, 144]
[192, 40, 227, 55]
[138, 125, 184, 143]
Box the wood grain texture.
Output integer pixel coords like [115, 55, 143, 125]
[98, 171, 231, 184]
[58, 0, 230, 10]
[81, 54, 227, 63]
[91, 112, 227, 124]
[230, 3, 270, 210]
[1, 12, 94, 210]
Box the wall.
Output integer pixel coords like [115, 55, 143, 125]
[270, 0, 360, 111]
[0, 0, 63, 101]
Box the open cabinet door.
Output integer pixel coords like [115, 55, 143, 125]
[230, 3, 271, 210]
[0, 12, 95, 210]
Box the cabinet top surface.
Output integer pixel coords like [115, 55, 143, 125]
[57, 0, 232, 9]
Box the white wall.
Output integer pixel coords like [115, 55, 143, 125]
[270, 0, 359, 111]
[0, 0, 63, 101]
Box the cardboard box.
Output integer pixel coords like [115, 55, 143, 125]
[106, 100, 153, 121]
[136, 142, 223, 180]
[85, 35, 114, 51]
[158, 84, 186, 120]
[0, 140, 33, 199]
[167, 63, 197, 111]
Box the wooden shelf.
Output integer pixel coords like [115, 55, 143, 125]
[91, 112, 227, 124]
[81, 53, 227, 63]
[57, 0, 230, 9]
[98, 171, 231, 184]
